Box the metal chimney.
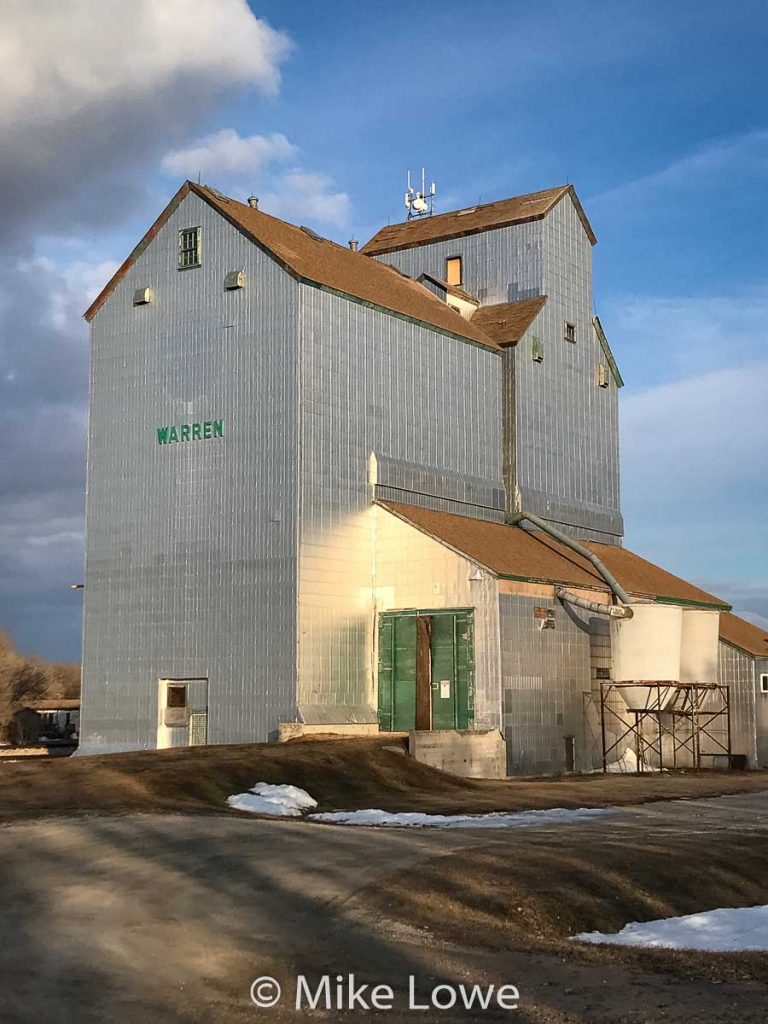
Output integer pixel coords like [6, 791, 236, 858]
[348, 239, 358, 252]
[247, 196, 259, 209]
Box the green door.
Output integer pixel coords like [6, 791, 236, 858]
[377, 613, 418, 731]
[430, 613, 457, 730]
[378, 610, 474, 731]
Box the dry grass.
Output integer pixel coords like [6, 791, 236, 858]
[352, 825, 768, 987]
[1, 735, 768, 824]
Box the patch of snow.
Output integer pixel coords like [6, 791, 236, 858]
[249, 782, 318, 811]
[227, 782, 317, 817]
[310, 807, 614, 829]
[573, 905, 768, 951]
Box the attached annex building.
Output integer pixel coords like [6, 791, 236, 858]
[79, 181, 768, 772]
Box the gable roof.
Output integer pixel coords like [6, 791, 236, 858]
[417, 273, 480, 307]
[84, 182, 499, 351]
[361, 184, 596, 256]
[719, 612, 768, 658]
[378, 501, 729, 609]
[470, 297, 547, 348]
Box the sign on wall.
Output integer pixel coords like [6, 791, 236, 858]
[156, 420, 223, 444]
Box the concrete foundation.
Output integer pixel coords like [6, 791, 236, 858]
[408, 729, 507, 779]
[278, 722, 380, 743]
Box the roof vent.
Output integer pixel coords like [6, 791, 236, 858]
[247, 196, 259, 209]
[224, 270, 244, 290]
[300, 225, 324, 241]
[348, 239, 358, 252]
[456, 207, 478, 216]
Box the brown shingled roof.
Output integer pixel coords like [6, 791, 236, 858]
[719, 612, 768, 658]
[471, 297, 547, 348]
[379, 501, 729, 609]
[362, 185, 596, 256]
[85, 183, 499, 351]
[24, 699, 80, 711]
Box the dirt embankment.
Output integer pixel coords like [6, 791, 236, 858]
[352, 822, 768, 988]
[1, 735, 768, 823]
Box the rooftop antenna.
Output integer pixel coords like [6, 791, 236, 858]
[405, 167, 436, 220]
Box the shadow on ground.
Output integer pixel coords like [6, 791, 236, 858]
[3, 796, 768, 1023]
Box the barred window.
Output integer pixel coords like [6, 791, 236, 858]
[178, 227, 201, 269]
[564, 321, 576, 343]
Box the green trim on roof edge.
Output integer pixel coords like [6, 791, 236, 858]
[593, 315, 624, 388]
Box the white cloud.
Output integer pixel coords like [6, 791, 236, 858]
[0, 1, 294, 657]
[742, 611, 768, 630]
[260, 171, 351, 228]
[0, 1, 292, 244]
[622, 362, 768, 489]
[161, 130, 297, 180]
[613, 290, 768, 582]
[604, 287, 768, 392]
[17, 257, 120, 333]
[161, 131, 352, 228]
[620, 360, 768, 588]
[0, 0, 291, 126]
[590, 129, 768, 207]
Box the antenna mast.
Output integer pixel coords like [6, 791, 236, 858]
[404, 167, 436, 220]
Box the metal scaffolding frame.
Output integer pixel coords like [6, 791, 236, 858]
[600, 681, 732, 773]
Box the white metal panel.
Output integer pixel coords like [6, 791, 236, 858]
[80, 191, 300, 753]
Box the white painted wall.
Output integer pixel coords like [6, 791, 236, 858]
[371, 506, 502, 731]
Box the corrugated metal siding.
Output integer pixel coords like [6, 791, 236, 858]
[80, 192, 299, 753]
[514, 198, 621, 542]
[299, 704, 378, 726]
[373, 453, 504, 521]
[499, 593, 593, 774]
[374, 199, 623, 543]
[718, 641, 758, 766]
[295, 289, 502, 722]
[376, 221, 543, 305]
[371, 505, 501, 730]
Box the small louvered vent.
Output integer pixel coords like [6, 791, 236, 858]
[224, 270, 244, 290]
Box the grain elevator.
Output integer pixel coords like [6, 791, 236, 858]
[78, 179, 768, 772]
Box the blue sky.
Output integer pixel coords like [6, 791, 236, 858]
[1, 0, 766, 660]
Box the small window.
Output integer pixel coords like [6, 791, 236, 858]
[760, 674, 768, 694]
[531, 336, 544, 362]
[445, 256, 462, 286]
[178, 227, 201, 269]
[167, 685, 187, 708]
[598, 364, 609, 388]
[564, 321, 576, 343]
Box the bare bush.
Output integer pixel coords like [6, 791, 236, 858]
[0, 629, 80, 744]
